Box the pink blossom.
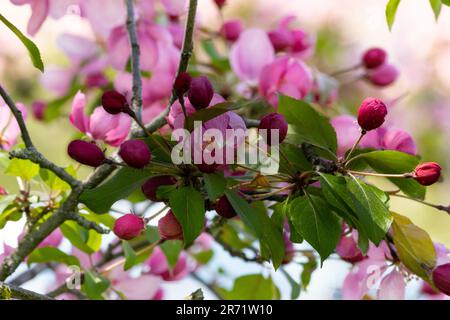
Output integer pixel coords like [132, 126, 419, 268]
[0, 243, 14, 264]
[40, 67, 76, 96]
[109, 268, 162, 300]
[0, 102, 27, 150]
[147, 247, 190, 281]
[56, 33, 98, 62]
[38, 229, 63, 248]
[79, 0, 126, 39]
[377, 269, 405, 300]
[382, 128, 417, 155]
[161, 0, 187, 16]
[336, 231, 365, 263]
[259, 56, 313, 107]
[69, 91, 131, 146]
[230, 28, 275, 83]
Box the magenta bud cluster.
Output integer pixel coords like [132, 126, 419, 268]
[67, 140, 105, 167]
[361, 48, 398, 87]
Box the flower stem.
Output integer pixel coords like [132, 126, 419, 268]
[347, 170, 412, 178]
[344, 130, 366, 164]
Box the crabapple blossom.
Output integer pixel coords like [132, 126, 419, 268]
[113, 214, 145, 240]
[357, 97, 388, 131]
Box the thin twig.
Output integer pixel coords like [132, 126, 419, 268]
[0, 281, 55, 300]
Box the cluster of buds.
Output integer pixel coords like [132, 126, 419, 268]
[361, 48, 398, 87]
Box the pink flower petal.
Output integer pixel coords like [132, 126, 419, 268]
[377, 269, 405, 300]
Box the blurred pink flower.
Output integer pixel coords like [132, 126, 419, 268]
[259, 56, 313, 107]
[38, 228, 63, 248]
[147, 247, 190, 281]
[79, 0, 126, 39]
[336, 231, 365, 263]
[110, 268, 162, 300]
[69, 91, 131, 146]
[377, 269, 405, 300]
[161, 0, 187, 16]
[0, 243, 14, 264]
[381, 128, 417, 155]
[56, 33, 98, 62]
[40, 67, 76, 96]
[230, 28, 275, 83]
[0, 102, 27, 150]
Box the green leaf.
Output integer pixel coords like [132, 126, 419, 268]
[160, 240, 183, 271]
[5, 158, 39, 180]
[301, 255, 318, 289]
[169, 187, 205, 247]
[192, 249, 214, 264]
[39, 166, 76, 191]
[430, 0, 442, 19]
[201, 39, 230, 72]
[280, 268, 301, 300]
[386, 0, 402, 31]
[80, 167, 155, 213]
[347, 176, 393, 244]
[288, 195, 340, 263]
[225, 190, 285, 269]
[218, 274, 280, 300]
[82, 271, 110, 300]
[60, 221, 102, 254]
[392, 212, 436, 282]
[0, 14, 44, 72]
[28, 247, 80, 267]
[357, 150, 425, 199]
[0, 196, 21, 229]
[278, 95, 337, 154]
[443, 0, 450, 5]
[279, 143, 312, 175]
[203, 172, 227, 200]
[122, 241, 138, 271]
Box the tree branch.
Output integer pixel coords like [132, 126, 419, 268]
[125, 0, 143, 124]
[0, 281, 55, 300]
[136, 0, 199, 137]
[67, 214, 110, 234]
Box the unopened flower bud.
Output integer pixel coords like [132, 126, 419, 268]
[268, 29, 293, 52]
[220, 20, 243, 42]
[141, 175, 177, 202]
[67, 140, 105, 167]
[119, 140, 152, 169]
[188, 76, 214, 110]
[173, 72, 192, 99]
[362, 48, 387, 69]
[113, 214, 145, 240]
[357, 97, 388, 131]
[31, 101, 47, 121]
[215, 195, 237, 219]
[158, 210, 183, 240]
[258, 112, 288, 145]
[432, 263, 450, 296]
[101, 90, 130, 115]
[214, 0, 226, 9]
[367, 64, 398, 87]
[414, 162, 441, 186]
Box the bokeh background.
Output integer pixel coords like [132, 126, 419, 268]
[1, 0, 449, 299]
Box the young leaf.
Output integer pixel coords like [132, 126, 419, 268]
[392, 212, 436, 282]
[442, 0, 450, 5]
[60, 221, 102, 254]
[356, 150, 425, 199]
[278, 95, 337, 154]
[28, 247, 80, 267]
[347, 176, 393, 245]
[169, 187, 205, 247]
[218, 274, 280, 300]
[280, 268, 301, 300]
[122, 241, 138, 271]
[82, 271, 110, 300]
[429, 0, 442, 20]
[288, 195, 340, 263]
[160, 240, 183, 271]
[5, 158, 39, 181]
[203, 172, 227, 200]
[386, 0, 402, 31]
[0, 14, 44, 72]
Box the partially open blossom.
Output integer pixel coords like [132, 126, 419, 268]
[173, 72, 192, 99]
[362, 48, 387, 69]
[259, 56, 313, 107]
[220, 20, 243, 42]
[70, 91, 131, 146]
[357, 97, 388, 131]
[188, 76, 214, 110]
[432, 263, 450, 296]
[258, 113, 288, 145]
[141, 175, 177, 202]
[31, 101, 47, 121]
[0, 102, 27, 150]
[414, 162, 442, 186]
[367, 64, 399, 87]
[230, 28, 275, 82]
[109, 268, 162, 300]
[147, 247, 189, 281]
[382, 128, 417, 155]
[336, 232, 365, 263]
[268, 29, 293, 52]
[113, 214, 145, 240]
[67, 140, 105, 167]
[119, 140, 152, 169]
[101, 90, 130, 115]
[215, 196, 237, 219]
[158, 211, 183, 240]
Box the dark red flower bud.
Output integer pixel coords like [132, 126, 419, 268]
[85, 72, 108, 89]
[367, 64, 398, 87]
[220, 20, 243, 42]
[268, 29, 293, 52]
[414, 162, 441, 186]
[113, 214, 145, 240]
[362, 48, 387, 69]
[188, 76, 214, 110]
[141, 175, 177, 202]
[258, 112, 288, 145]
[357, 97, 388, 131]
[101, 90, 130, 115]
[158, 210, 183, 240]
[67, 140, 105, 167]
[31, 101, 47, 121]
[174, 72, 192, 99]
[119, 140, 152, 169]
[214, 0, 226, 8]
[215, 195, 237, 219]
[432, 263, 450, 296]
